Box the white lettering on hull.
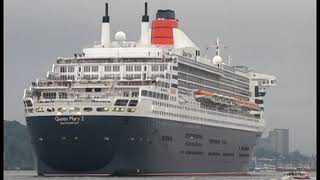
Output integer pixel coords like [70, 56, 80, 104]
[55, 116, 84, 125]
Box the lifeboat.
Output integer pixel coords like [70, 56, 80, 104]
[193, 90, 214, 96]
[234, 98, 258, 109]
[282, 171, 310, 179]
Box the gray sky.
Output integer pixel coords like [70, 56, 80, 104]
[4, 0, 316, 156]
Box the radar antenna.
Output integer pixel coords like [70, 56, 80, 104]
[206, 37, 230, 56]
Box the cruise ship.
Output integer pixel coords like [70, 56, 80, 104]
[23, 3, 277, 176]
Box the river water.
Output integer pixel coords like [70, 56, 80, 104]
[4, 171, 317, 180]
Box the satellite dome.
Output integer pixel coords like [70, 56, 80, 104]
[115, 31, 126, 41]
[212, 55, 222, 64]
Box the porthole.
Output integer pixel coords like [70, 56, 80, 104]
[97, 107, 109, 112]
[58, 107, 67, 113]
[36, 108, 44, 112]
[83, 107, 93, 112]
[47, 107, 55, 112]
[69, 107, 80, 113]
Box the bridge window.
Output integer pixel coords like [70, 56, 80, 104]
[128, 100, 138, 106]
[114, 99, 129, 106]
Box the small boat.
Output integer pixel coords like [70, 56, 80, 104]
[282, 171, 310, 179]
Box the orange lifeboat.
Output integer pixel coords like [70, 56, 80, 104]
[193, 90, 214, 96]
[234, 98, 258, 109]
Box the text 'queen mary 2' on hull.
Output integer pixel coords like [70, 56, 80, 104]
[23, 2, 277, 176]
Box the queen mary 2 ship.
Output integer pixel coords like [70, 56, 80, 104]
[23, 2, 276, 176]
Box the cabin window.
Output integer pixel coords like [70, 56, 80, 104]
[104, 66, 112, 72]
[208, 152, 220, 156]
[171, 83, 178, 88]
[126, 65, 134, 72]
[68, 66, 74, 72]
[141, 90, 148, 96]
[25, 100, 33, 107]
[222, 153, 234, 157]
[160, 65, 167, 71]
[148, 91, 152, 97]
[134, 65, 141, 71]
[84, 66, 90, 72]
[124, 92, 129, 97]
[161, 136, 172, 141]
[151, 65, 159, 71]
[113, 65, 120, 72]
[43, 92, 56, 99]
[86, 88, 93, 92]
[131, 92, 139, 97]
[152, 92, 157, 98]
[91, 74, 98, 80]
[164, 94, 169, 100]
[58, 92, 68, 99]
[92, 66, 99, 72]
[60, 66, 67, 73]
[239, 154, 250, 157]
[172, 75, 178, 80]
[172, 66, 178, 71]
[209, 139, 220, 144]
[95, 88, 101, 92]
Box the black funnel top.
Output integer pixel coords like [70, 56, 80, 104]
[142, 2, 149, 22]
[102, 3, 110, 23]
[156, 9, 175, 19]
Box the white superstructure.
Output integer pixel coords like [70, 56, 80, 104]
[23, 3, 276, 134]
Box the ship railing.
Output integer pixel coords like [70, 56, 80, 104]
[33, 94, 131, 104]
[200, 105, 258, 122]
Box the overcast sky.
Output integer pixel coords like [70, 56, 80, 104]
[4, 0, 316, 156]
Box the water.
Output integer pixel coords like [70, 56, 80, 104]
[4, 171, 317, 180]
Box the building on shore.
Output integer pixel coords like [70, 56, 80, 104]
[256, 128, 289, 156]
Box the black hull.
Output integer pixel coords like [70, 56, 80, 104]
[26, 115, 260, 176]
